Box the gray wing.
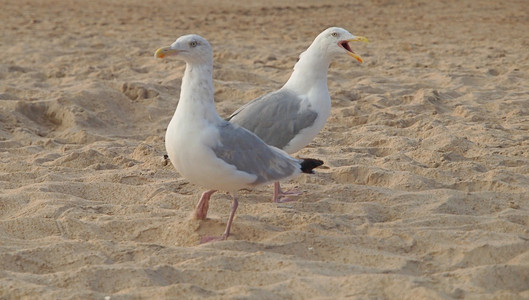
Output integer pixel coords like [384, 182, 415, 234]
[212, 121, 301, 185]
[227, 89, 318, 149]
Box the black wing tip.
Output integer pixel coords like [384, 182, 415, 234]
[300, 158, 324, 174]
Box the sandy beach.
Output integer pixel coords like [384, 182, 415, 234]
[1, 0, 529, 298]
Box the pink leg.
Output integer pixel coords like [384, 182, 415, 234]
[272, 181, 301, 203]
[194, 189, 216, 220]
[201, 194, 239, 243]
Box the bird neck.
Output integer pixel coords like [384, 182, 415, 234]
[283, 46, 330, 94]
[176, 62, 221, 124]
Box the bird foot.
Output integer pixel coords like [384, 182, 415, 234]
[199, 196, 237, 244]
[273, 188, 302, 203]
[200, 233, 228, 244]
[281, 188, 301, 195]
[273, 196, 295, 203]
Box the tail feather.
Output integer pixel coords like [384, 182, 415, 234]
[300, 158, 324, 174]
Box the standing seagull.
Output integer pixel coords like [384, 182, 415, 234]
[203, 27, 368, 203]
[155, 34, 323, 242]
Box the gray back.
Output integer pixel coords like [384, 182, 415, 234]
[228, 90, 318, 149]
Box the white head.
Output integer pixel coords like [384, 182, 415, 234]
[155, 34, 212, 65]
[307, 27, 368, 63]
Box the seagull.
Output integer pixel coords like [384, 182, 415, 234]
[155, 34, 323, 242]
[195, 27, 367, 203]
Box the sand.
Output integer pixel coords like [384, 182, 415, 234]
[1, 0, 529, 298]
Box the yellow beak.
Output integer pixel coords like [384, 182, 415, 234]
[349, 36, 369, 43]
[155, 46, 180, 59]
[346, 36, 368, 63]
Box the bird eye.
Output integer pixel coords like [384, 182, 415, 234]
[190, 41, 198, 47]
[331, 32, 338, 37]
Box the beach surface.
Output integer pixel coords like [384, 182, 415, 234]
[1, 0, 528, 298]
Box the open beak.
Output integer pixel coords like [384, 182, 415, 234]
[339, 36, 369, 63]
[155, 46, 181, 59]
